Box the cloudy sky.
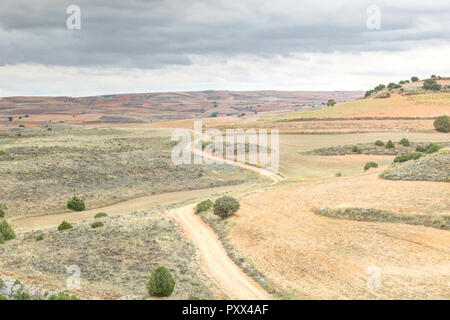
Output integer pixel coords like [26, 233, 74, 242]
[0, 0, 449, 96]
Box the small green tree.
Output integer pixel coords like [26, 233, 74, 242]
[195, 199, 213, 214]
[398, 138, 410, 147]
[433, 115, 449, 133]
[385, 140, 395, 148]
[374, 84, 385, 91]
[327, 99, 336, 106]
[58, 221, 73, 231]
[411, 76, 419, 82]
[36, 234, 44, 241]
[375, 140, 384, 147]
[423, 79, 441, 91]
[67, 196, 85, 211]
[0, 220, 15, 241]
[147, 266, 175, 297]
[213, 196, 240, 218]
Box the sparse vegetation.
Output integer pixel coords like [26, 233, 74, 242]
[195, 199, 213, 214]
[58, 221, 73, 231]
[91, 221, 104, 229]
[67, 196, 86, 211]
[147, 266, 176, 297]
[393, 152, 423, 163]
[385, 140, 395, 148]
[213, 196, 240, 219]
[364, 162, 378, 171]
[13, 290, 31, 300]
[433, 115, 449, 132]
[94, 212, 108, 218]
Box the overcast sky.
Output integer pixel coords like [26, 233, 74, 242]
[0, 0, 449, 96]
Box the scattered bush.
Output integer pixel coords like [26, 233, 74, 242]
[94, 212, 108, 218]
[195, 199, 213, 214]
[58, 221, 73, 231]
[387, 82, 401, 90]
[49, 292, 79, 300]
[374, 84, 385, 91]
[13, 290, 31, 300]
[36, 234, 44, 241]
[67, 196, 85, 211]
[394, 152, 423, 163]
[213, 196, 240, 219]
[415, 145, 426, 152]
[424, 143, 441, 154]
[375, 140, 384, 147]
[91, 221, 104, 229]
[364, 162, 378, 171]
[423, 79, 442, 91]
[147, 266, 175, 297]
[385, 140, 395, 148]
[398, 138, 410, 147]
[351, 145, 362, 153]
[433, 115, 449, 133]
[0, 220, 15, 241]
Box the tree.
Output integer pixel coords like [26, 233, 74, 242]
[433, 115, 449, 132]
[411, 76, 419, 82]
[423, 79, 441, 91]
[213, 196, 240, 218]
[385, 140, 395, 148]
[147, 266, 175, 297]
[327, 99, 336, 107]
[374, 84, 385, 91]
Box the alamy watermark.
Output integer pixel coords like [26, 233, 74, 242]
[171, 121, 279, 174]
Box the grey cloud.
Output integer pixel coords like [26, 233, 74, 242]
[0, 0, 449, 68]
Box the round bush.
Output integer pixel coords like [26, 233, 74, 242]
[398, 138, 410, 147]
[351, 146, 362, 153]
[36, 234, 44, 241]
[375, 140, 384, 147]
[67, 196, 85, 211]
[213, 196, 240, 219]
[195, 199, 213, 214]
[147, 266, 175, 297]
[385, 140, 395, 148]
[433, 115, 449, 133]
[416, 145, 426, 152]
[94, 212, 108, 218]
[0, 220, 15, 241]
[91, 221, 104, 229]
[58, 221, 73, 231]
[364, 162, 378, 171]
[424, 143, 441, 154]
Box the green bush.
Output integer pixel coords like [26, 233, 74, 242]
[364, 162, 378, 171]
[58, 221, 73, 231]
[67, 196, 85, 211]
[327, 99, 336, 106]
[375, 140, 384, 147]
[0, 209, 4, 218]
[91, 221, 104, 229]
[394, 152, 423, 163]
[36, 234, 44, 241]
[147, 266, 175, 297]
[351, 145, 362, 153]
[385, 140, 395, 148]
[49, 292, 79, 300]
[0, 150, 5, 155]
[374, 84, 385, 91]
[411, 76, 419, 82]
[13, 290, 31, 300]
[94, 212, 108, 218]
[0, 233, 4, 244]
[213, 196, 240, 219]
[398, 138, 410, 147]
[424, 143, 441, 154]
[415, 145, 426, 152]
[364, 90, 375, 98]
[433, 115, 449, 132]
[195, 199, 213, 214]
[423, 79, 441, 91]
[0, 221, 15, 241]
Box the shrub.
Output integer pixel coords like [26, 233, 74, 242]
[416, 145, 426, 152]
[374, 84, 385, 91]
[433, 115, 449, 132]
[195, 199, 213, 214]
[385, 140, 395, 148]
[58, 221, 73, 231]
[424, 143, 441, 154]
[213, 196, 240, 218]
[147, 266, 175, 297]
[0, 278, 4, 288]
[36, 234, 44, 241]
[91, 221, 104, 229]
[327, 99, 336, 106]
[0, 150, 5, 155]
[0, 295, 6, 300]
[0, 221, 15, 241]
[49, 292, 79, 300]
[364, 90, 375, 97]
[0, 209, 4, 218]
[394, 152, 423, 163]
[411, 76, 419, 82]
[351, 145, 362, 153]
[335, 172, 342, 177]
[67, 196, 85, 211]
[13, 290, 31, 300]
[94, 212, 108, 218]
[398, 138, 410, 147]
[387, 82, 401, 90]
[0, 233, 4, 244]
[375, 140, 384, 147]
[364, 162, 378, 171]
[423, 79, 441, 91]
